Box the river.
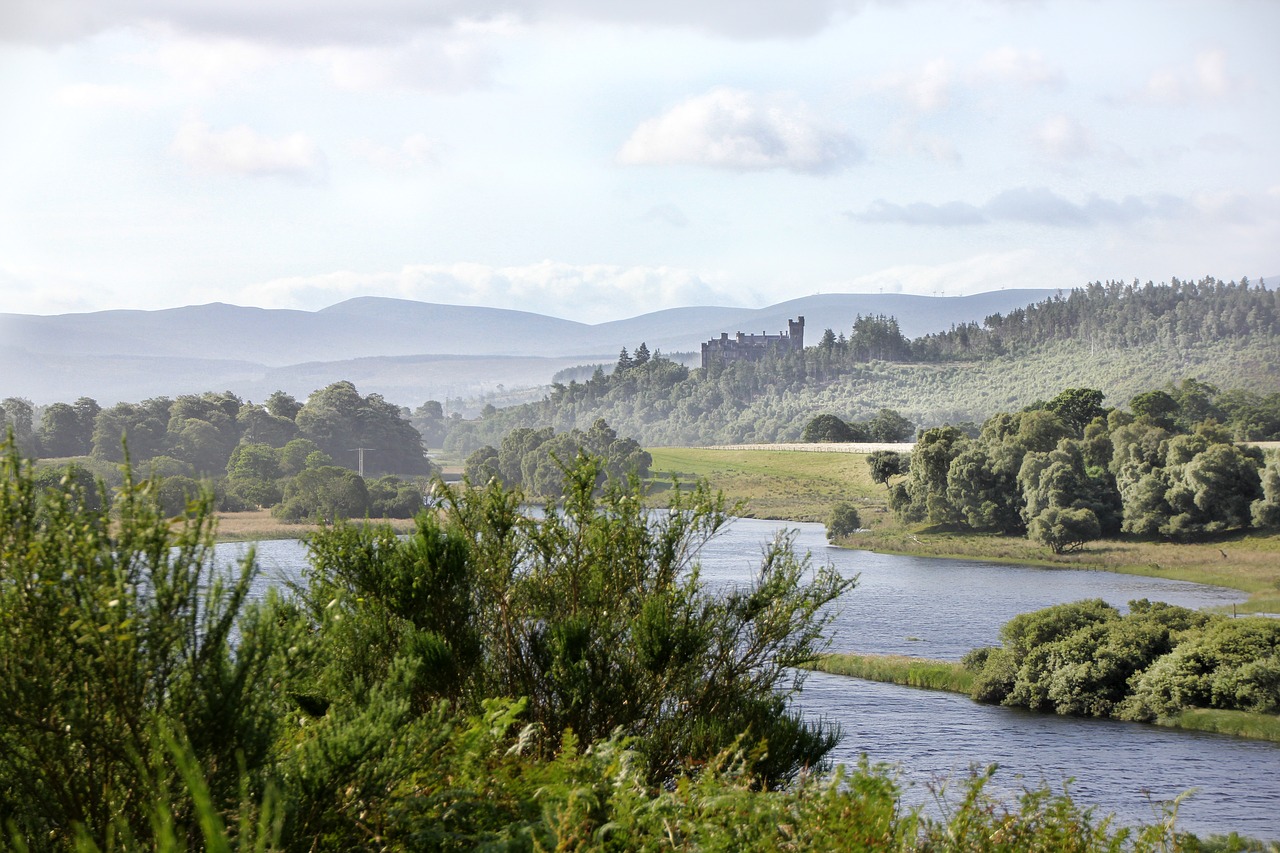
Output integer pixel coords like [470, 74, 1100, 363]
[226, 518, 1279, 839]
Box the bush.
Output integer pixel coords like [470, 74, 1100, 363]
[826, 502, 863, 541]
[0, 439, 283, 848]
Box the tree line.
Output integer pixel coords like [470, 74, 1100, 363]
[1, 381, 437, 521]
[878, 384, 1280, 551]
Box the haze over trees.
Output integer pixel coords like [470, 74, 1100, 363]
[436, 277, 1280, 451]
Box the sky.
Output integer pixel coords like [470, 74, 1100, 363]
[2, 0, 1278, 323]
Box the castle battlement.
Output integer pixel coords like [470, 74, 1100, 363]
[701, 316, 804, 369]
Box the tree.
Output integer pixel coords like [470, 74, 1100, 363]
[1027, 506, 1101, 554]
[801, 414, 859, 443]
[867, 450, 908, 487]
[633, 342, 651, 366]
[1, 397, 37, 455]
[265, 389, 303, 419]
[826, 502, 862, 541]
[1129, 389, 1179, 429]
[1045, 388, 1107, 435]
[275, 466, 370, 523]
[37, 402, 88, 457]
[866, 409, 914, 443]
[91, 398, 171, 462]
[295, 381, 431, 476]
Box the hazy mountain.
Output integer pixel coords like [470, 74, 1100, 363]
[2, 289, 1059, 405]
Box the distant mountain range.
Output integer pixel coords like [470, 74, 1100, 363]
[2, 289, 1059, 406]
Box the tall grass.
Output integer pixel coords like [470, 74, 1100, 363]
[1161, 709, 1280, 743]
[811, 653, 974, 694]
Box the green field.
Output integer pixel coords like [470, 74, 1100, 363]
[647, 446, 887, 524]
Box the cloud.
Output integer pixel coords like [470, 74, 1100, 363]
[0, 0, 865, 46]
[1135, 49, 1244, 105]
[56, 82, 157, 109]
[849, 188, 1188, 228]
[242, 261, 741, 322]
[641, 203, 690, 228]
[848, 199, 984, 226]
[315, 34, 497, 92]
[842, 250, 1057, 297]
[972, 47, 1062, 88]
[870, 57, 954, 112]
[350, 133, 442, 170]
[1033, 114, 1092, 160]
[170, 114, 325, 180]
[617, 87, 860, 174]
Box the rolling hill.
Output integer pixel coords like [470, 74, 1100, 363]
[1, 289, 1058, 405]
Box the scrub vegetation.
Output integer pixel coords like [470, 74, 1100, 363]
[4, 437, 1257, 851]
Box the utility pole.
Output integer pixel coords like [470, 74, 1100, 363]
[351, 447, 373, 477]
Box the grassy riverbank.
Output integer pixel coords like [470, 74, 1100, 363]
[811, 652, 974, 693]
[214, 509, 417, 541]
[646, 445, 1280, 614]
[812, 653, 1280, 744]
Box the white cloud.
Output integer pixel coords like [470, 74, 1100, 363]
[617, 87, 860, 174]
[849, 188, 1189, 228]
[350, 133, 442, 170]
[1033, 114, 1093, 160]
[240, 261, 741, 322]
[132, 33, 273, 93]
[1137, 49, 1244, 105]
[56, 82, 157, 109]
[871, 57, 954, 112]
[315, 34, 497, 92]
[972, 47, 1062, 88]
[640, 203, 690, 228]
[170, 114, 325, 180]
[883, 118, 959, 164]
[843, 250, 1058, 297]
[0, 0, 867, 45]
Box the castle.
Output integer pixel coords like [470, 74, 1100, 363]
[701, 317, 804, 369]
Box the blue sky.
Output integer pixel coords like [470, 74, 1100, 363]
[2, 0, 1277, 322]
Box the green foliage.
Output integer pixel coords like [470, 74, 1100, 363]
[0, 440, 1246, 849]
[1027, 506, 1102, 554]
[274, 465, 370, 523]
[967, 597, 1279, 727]
[1124, 617, 1280, 720]
[466, 419, 651, 497]
[1045, 388, 1109, 435]
[295, 381, 431, 476]
[868, 449, 909, 487]
[0, 439, 284, 849]
[802, 413, 865, 443]
[826, 502, 862, 541]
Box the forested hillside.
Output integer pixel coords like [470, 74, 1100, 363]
[441, 278, 1280, 451]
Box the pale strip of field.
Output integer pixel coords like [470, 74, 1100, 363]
[699, 442, 915, 453]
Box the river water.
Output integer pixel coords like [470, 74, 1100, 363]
[225, 519, 1279, 839]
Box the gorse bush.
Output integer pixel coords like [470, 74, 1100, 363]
[0, 440, 286, 849]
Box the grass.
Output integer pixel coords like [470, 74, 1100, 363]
[645, 445, 1280, 613]
[646, 446, 888, 524]
[809, 652, 974, 694]
[1160, 708, 1280, 743]
[213, 509, 418, 542]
